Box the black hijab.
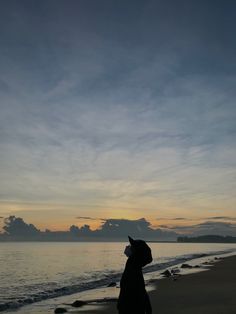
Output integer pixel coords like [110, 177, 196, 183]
[128, 236, 152, 267]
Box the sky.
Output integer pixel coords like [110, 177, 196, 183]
[0, 0, 236, 233]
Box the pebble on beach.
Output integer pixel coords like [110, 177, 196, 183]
[181, 263, 193, 269]
[71, 300, 88, 307]
[54, 308, 67, 313]
[161, 269, 172, 277]
[107, 281, 117, 287]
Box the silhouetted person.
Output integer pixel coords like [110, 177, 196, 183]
[117, 236, 152, 314]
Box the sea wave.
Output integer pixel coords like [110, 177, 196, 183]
[0, 249, 234, 312]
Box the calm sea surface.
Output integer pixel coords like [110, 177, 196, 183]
[0, 242, 236, 311]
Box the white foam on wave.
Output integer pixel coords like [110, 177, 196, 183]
[1, 248, 235, 313]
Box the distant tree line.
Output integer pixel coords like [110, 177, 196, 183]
[177, 235, 236, 243]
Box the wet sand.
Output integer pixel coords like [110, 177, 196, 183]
[75, 255, 236, 314]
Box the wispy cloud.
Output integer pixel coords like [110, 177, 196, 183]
[157, 216, 236, 222]
[160, 221, 236, 237]
[76, 216, 106, 222]
[157, 217, 188, 221]
[207, 216, 236, 221]
[0, 1, 236, 225]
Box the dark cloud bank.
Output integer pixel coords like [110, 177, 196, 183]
[0, 216, 176, 241]
[1, 216, 236, 242]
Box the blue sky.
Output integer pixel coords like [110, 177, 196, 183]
[0, 0, 236, 231]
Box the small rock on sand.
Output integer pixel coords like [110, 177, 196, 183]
[54, 308, 67, 313]
[171, 268, 180, 274]
[181, 263, 192, 269]
[107, 282, 116, 287]
[161, 270, 172, 277]
[71, 300, 87, 307]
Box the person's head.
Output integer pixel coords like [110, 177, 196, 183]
[124, 244, 133, 257]
[124, 236, 153, 267]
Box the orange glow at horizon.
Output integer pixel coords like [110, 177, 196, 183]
[31, 219, 103, 232]
[1, 199, 236, 233]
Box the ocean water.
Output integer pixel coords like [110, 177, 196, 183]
[0, 241, 236, 312]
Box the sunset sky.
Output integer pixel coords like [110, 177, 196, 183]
[0, 0, 236, 232]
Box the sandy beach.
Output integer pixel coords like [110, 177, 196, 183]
[74, 255, 236, 314]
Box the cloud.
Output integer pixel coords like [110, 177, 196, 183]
[76, 216, 106, 222]
[0, 1, 236, 221]
[158, 225, 170, 229]
[157, 217, 187, 221]
[158, 216, 236, 222]
[80, 217, 177, 240]
[2, 216, 236, 241]
[2, 216, 40, 237]
[207, 216, 236, 221]
[163, 221, 236, 237]
[0, 216, 177, 241]
[172, 218, 187, 220]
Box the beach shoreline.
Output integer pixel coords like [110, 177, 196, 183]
[74, 254, 236, 314]
[3, 249, 236, 314]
